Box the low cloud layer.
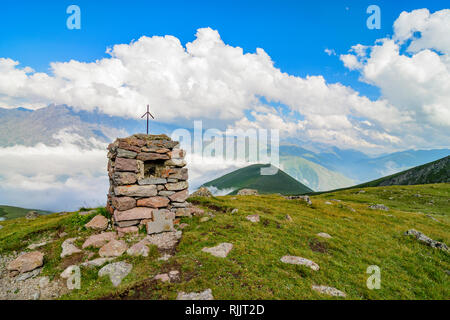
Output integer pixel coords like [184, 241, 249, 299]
[0, 130, 249, 211]
[1, 9, 449, 153]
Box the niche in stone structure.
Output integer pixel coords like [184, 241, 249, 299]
[143, 160, 166, 178]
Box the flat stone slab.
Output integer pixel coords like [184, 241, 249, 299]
[312, 285, 346, 297]
[146, 209, 174, 234]
[114, 207, 153, 222]
[137, 196, 170, 208]
[16, 267, 42, 281]
[280, 255, 319, 271]
[246, 214, 260, 223]
[80, 258, 114, 268]
[146, 231, 182, 250]
[114, 185, 157, 197]
[82, 232, 117, 249]
[317, 232, 332, 239]
[405, 229, 448, 251]
[98, 261, 132, 287]
[99, 240, 128, 257]
[202, 243, 233, 258]
[177, 289, 214, 300]
[61, 237, 82, 258]
[7, 251, 44, 273]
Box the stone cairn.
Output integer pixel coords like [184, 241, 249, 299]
[106, 134, 189, 234]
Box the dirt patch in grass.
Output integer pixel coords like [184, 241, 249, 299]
[59, 252, 85, 270]
[308, 239, 328, 253]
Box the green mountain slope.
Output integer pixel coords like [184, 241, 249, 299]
[202, 164, 313, 195]
[0, 205, 52, 220]
[280, 156, 354, 191]
[355, 155, 449, 188]
[1, 184, 448, 299]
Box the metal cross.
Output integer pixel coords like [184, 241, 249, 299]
[141, 104, 154, 134]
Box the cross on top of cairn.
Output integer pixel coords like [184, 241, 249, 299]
[106, 133, 190, 236]
[141, 104, 154, 135]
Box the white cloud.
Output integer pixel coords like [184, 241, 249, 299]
[1, 17, 449, 153]
[340, 8, 450, 149]
[324, 48, 336, 56]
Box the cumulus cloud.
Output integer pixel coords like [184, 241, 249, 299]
[1, 12, 449, 152]
[340, 8, 450, 149]
[0, 26, 431, 152]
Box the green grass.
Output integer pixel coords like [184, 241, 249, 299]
[203, 163, 313, 195]
[0, 205, 52, 220]
[0, 184, 448, 300]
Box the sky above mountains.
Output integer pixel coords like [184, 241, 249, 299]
[0, 1, 449, 153]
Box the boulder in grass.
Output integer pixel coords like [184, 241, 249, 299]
[82, 232, 117, 249]
[190, 187, 212, 198]
[177, 289, 214, 300]
[246, 214, 260, 223]
[61, 238, 82, 258]
[280, 255, 319, 271]
[99, 239, 128, 257]
[405, 229, 449, 251]
[85, 215, 109, 231]
[202, 243, 233, 258]
[25, 211, 40, 220]
[237, 189, 258, 196]
[7, 251, 44, 274]
[312, 285, 346, 297]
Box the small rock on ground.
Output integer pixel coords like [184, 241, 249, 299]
[231, 208, 238, 214]
[369, 204, 389, 211]
[237, 188, 258, 195]
[312, 285, 346, 297]
[317, 232, 332, 239]
[280, 255, 319, 271]
[199, 216, 210, 222]
[285, 215, 293, 222]
[202, 243, 233, 258]
[158, 253, 172, 261]
[98, 261, 132, 287]
[246, 214, 260, 223]
[60, 238, 82, 258]
[177, 288, 214, 300]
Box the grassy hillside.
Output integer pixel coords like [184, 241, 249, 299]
[354, 155, 449, 188]
[0, 205, 51, 220]
[0, 184, 448, 300]
[202, 164, 313, 195]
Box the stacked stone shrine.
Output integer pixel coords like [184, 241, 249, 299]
[106, 134, 188, 234]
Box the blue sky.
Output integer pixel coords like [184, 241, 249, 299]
[0, 0, 447, 100]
